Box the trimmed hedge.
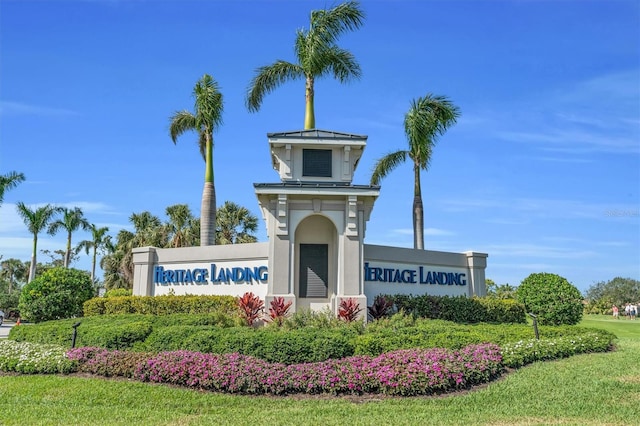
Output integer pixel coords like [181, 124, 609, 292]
[84, 295, 238, 316]
[386, 294, 526, 323]
[8, 313, 241, 350]
[9, 311, 614, 367]
[137, 326, 356, 364]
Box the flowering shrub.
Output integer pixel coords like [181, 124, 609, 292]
[129, 343, 502, 396]
[0, 340, 75, 374]
[500, 332, 613, 368]
[66, 346, 150, 377]
[65, 331, 612, 396]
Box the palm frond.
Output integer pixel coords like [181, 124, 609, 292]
[311, 1, 365, 46]
[246, 61, 304, 112]
[405, 94, 460, 169]
[0, 171, 25, 204]
[370, 150, 407, 185]
[169, 110, 197, 143]
[193, 74, 224, 132]
[16, 203, 60, 235]
[322, 46, 361, 81]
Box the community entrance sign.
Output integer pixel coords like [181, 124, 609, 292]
[133, 129, 487, 315]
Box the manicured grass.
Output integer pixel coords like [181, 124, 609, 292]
[580, 314, 640, 339]
[0, 315, 638, 425]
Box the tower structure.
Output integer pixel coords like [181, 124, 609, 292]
[254, 129, 379, 315]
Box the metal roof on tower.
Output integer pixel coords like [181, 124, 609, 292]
[267, 129, 367, 140]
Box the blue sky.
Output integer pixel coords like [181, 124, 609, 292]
[1, 0, 638, 294]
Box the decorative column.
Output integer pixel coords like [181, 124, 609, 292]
[465, 252, 488, 297]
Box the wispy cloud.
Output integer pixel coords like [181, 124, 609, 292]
[0, 236, 61, 258]
[0, 202, 123, 233]
[0, 101, 79, 117]
[465, 70, 640, 155]
[527, 156, 593, 164]
[59, 201, 116, 214]
[484, 242, 597, 259]
[440, 196, 638, 221]
[497, 129, 639, 154]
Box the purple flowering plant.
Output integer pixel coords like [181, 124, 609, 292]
[67, 343, 503, 396]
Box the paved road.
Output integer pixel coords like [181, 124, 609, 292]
[0, 322, 15, 339]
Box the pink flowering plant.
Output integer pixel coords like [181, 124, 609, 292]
[66, 346, 150, 378]
[70, 343, 503, 396]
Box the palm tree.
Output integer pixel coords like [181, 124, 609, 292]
[216, 201, 258, 245]
[77, 224, 113, 282]
[370, 94, 460, 250]
[0, 258, 27, 293]
[184, 217, 201, 247]
[100, 240, 128, 290]
[164, 204, 195, 248]
[0, 171, 25, 206]
[48, 207, 91, 268]
[169, 74, 224, 246]
[123, 211, 167, 284]
[246, 1, 365, 129]
[15, 202, 61, 282]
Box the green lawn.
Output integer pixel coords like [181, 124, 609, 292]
[0, 315, 638, 425]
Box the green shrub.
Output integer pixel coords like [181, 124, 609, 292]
[475, 297, 527, 323]
[9, 317, 153, 349]
[0, 289, 22, 320]
[18, 267, 94, 322]
[501, 330, 615, 368]
[83, 295, 238, 316]
[136, 325, 217, 352]
[9, 311, 612, 368]
[103, 288, 132, 298]
[385, 294, 526, 323]
[353, 325, 486, 356]
[281, 307, 364, 333]
[138, 326, 356, 364]
[583, 297, 613, 315]
[83, 297, 106, 316]
[516, 272, 584, 325]
[9, 313, 241, 349]
[78, 321, 153, 350]
[9, 320, 79, 346]
[149, 312, 243, 328]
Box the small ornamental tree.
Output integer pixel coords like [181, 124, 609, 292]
[516, 272, 583, 326]
[18, 267, 94, 322]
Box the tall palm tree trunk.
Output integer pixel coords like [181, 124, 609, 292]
[64, 235, 72, 268]
[201, 137, 216, 246]
[413, 165, 424, 250]
[201, 182, 216, 245]
[91, 247, 97, 282]
[304, 76, 315, 129]
[29, 236, 37, 282]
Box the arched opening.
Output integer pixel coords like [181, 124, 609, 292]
[294, 214, 337, 311]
